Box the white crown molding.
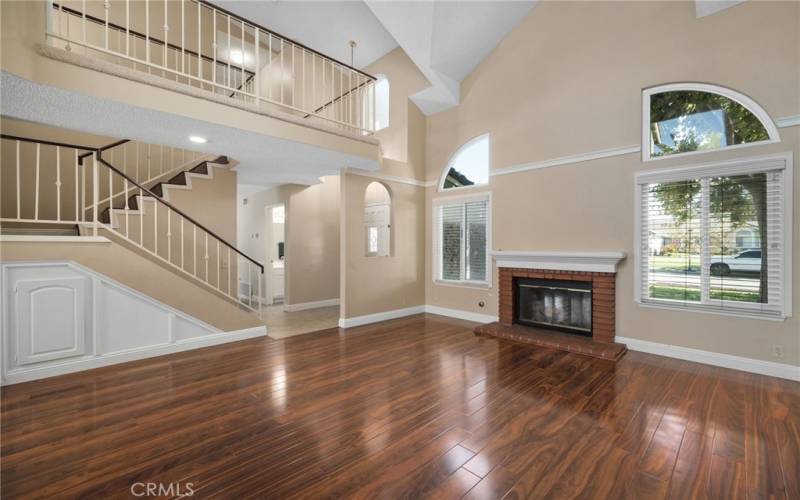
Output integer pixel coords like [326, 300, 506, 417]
[777, 114, 800, 128]
[346, 169, 433, 188]
[491, 145, 641, 177]
[492, 250, 627, 273]
[617, 336, 799, 382]
[284, 298, 339, 312]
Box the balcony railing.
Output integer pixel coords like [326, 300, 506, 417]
[45, 0, 377, 135]
[1, 134, 264, 315]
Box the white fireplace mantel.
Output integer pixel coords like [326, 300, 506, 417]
[491, 250, 626, 273]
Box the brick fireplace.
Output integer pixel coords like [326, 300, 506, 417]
[499, 268, 616, 342]
[475, 251, 627, 361]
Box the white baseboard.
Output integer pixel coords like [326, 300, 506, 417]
[339, 305, 426, 328]
[2, 326, 266, 385]
[337, 304, 497, 329]
[617, 336, 800, 382]
[284, 298, 339, 312]
[424, 305, 497, 324]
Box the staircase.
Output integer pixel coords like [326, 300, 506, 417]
[99, 155, 230, 224]
[1, 134, 264, 317]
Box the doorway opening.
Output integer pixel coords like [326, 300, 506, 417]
[264, 203, 286, 305]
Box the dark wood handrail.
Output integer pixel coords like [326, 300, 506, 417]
[52, 1, 376, 82]
[53, 1, 375, 128]
[77, 138, 130, 163]
[52, 3, 255, 77]
[200, 0, 376, 81]
[304, 78, 374, 120]
[0, 134, 96, 151]
[1, 134, 263, 273]
[96, 154, 264, 273]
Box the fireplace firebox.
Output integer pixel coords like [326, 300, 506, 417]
[515, 278, 592, 336]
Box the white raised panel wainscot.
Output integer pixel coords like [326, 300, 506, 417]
[1, 262, 264, 385]
[15, 276, 89, 365]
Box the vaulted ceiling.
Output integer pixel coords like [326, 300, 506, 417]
[217, 0, 538, 115]
[217, 0, 749, 117]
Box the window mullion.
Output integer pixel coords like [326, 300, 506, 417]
[437, 206, 443, 281]
[460, 205, 467, 281]
[700, 178, 711, 304]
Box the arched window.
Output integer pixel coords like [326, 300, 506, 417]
[439, 134, 490, 191]
[643, 83, 779, 161]
[364, 182, 391, 257]
[374, 75, 390, 131]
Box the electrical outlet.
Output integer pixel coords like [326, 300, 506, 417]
[772, 345, 784, 358]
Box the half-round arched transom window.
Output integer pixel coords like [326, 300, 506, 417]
[643, 83, 779, 161]
[440, 134, 490, 191]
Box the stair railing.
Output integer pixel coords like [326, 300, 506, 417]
[1, 135, 264, 315]
[45, 0, 377, 136]
[80, 140, 213, 215]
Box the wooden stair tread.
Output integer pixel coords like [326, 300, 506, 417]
[474, 322, 627, 361]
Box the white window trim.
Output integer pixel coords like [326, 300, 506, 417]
[432, 191, 492, 289]
[642, 83, 781, 162]
[438, 133, 491, 192]
[634, 152, 793, 320]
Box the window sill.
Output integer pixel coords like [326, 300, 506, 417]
[636, 300, 788, 322]
[434, 279, 491, 290]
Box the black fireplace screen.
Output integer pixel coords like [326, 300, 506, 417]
[515, 278, 592, 336]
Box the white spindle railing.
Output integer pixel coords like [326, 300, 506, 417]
[82, 140, 210, 215]
[45, 0, 377, 135]
[0, 135, 263, 315]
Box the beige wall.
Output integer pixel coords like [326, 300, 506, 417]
[237, 179, 340, 306]
[340, 173, 426, 317]
[364, 181, 391, 205]
[165, 164, 238, 244]
[367, 47, 430, 177]
[284, 177, 340, 305]
[425, 1, 800, 365]
[338, 45, 430, 319]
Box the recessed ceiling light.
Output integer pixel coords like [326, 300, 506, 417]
[229, 49, 244, 65]
[189, 136, 207, 144]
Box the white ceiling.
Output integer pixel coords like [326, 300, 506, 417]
[0, 71, 378, 186]
[218, 1, 538, 116]
[214, 1, 399, 69]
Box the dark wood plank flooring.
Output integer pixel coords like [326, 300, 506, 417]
[2, 314, 798, 499]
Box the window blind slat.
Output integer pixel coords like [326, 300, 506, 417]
[640, 168, 784, 317]
[436, 198, 488, 283]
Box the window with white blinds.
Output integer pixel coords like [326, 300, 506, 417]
[636, 154, 792, 319]
[434, 195, 490, 285]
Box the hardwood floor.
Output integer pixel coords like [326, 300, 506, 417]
[2, 314, 798, 499]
